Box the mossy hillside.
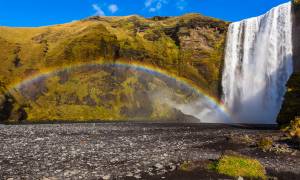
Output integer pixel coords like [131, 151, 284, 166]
[0, 14, 228, 94]
[18, 65, 200, 122]
[0, 14, 228, 121]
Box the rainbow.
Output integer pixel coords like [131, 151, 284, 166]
[6, 61, 230, 118]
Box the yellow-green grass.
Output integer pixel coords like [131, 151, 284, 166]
[0, 14, 227, 95]
[257, 137, 273, 152]
[15, 65, 197, 122]
[0, 14, 228, 122]
[209, 155, 266, 179]
[284, 117, 300, 138]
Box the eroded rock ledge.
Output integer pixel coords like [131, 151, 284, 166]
[277, 1, 300, 125]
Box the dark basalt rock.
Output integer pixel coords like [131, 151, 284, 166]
[0, 82, 28, 123]
[293, 0, 300, 8]
[0, 94, 14, 121]
[0, 93, 27, 123]
[277, 73, 300, 125]
[277, 2, 300, 125]
[293, 0, 300, 72]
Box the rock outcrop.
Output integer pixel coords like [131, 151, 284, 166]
[277, 74, 300, 125]
[0, 83, 27, 123]
[277, 0, 300, 125]
[292, 0, 300, 72]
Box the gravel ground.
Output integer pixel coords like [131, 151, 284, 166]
[0, 123, 299, 180]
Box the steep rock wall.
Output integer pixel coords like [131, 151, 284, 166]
[277, 0, 300, 125]
[293, 0, 300, 72]
[0, 83, 27, 123]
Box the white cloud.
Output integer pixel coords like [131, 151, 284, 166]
[149, 8, 156, 12]
[145, 0, 167, 13]
[92, 4, 105, 16]
[108, 4, 119, 13]
[145, 0, 153, 7]
[176, 0, 187, 10]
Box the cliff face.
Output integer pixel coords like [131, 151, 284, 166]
[277, 1, 300, 125]
[0, 14, 228, 122]
[0, 83, 27, 123]
[293, 0, 300, 72]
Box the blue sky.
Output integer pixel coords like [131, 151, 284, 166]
[0, 0, 290, 27]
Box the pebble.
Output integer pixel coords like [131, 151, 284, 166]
[134, 174, 141, 179]
[155, 163, 164, 170]
[0, 123, 299, 179]
[102, 175, 111, 180]
[169, 165, 176, 171]
[126, 172, 134, 177]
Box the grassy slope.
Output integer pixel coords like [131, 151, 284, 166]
[0, 14, 228, 121]
[0, 14, 228, 94]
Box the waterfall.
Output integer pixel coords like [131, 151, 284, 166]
[222, 2, 293, 124]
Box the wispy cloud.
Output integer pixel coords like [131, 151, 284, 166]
[92, 4, 105, 16]
[108, 4, 119, 13]
[145, 0, 167, 13]
[176, 0, 187, 10]
[145, 0, 153, 8]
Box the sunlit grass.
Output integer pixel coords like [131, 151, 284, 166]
[208, 155, 266, 179]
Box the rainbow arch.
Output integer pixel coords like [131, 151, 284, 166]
[6, 61, 230, 119]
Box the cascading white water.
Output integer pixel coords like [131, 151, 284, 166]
[222, 2, 293, 124]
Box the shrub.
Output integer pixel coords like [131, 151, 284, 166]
[285, 117, 300, 138]
[257, 137, 273, 152]
[209, 155, 266, 179]
[285, 117, 300, 147]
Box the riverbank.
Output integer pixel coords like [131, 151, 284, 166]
[0, 123, 299, 179]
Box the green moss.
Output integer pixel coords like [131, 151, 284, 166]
[209, 155, 266, 179]
[15, 64, 200, 121]
[0, 14, 228, 122]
